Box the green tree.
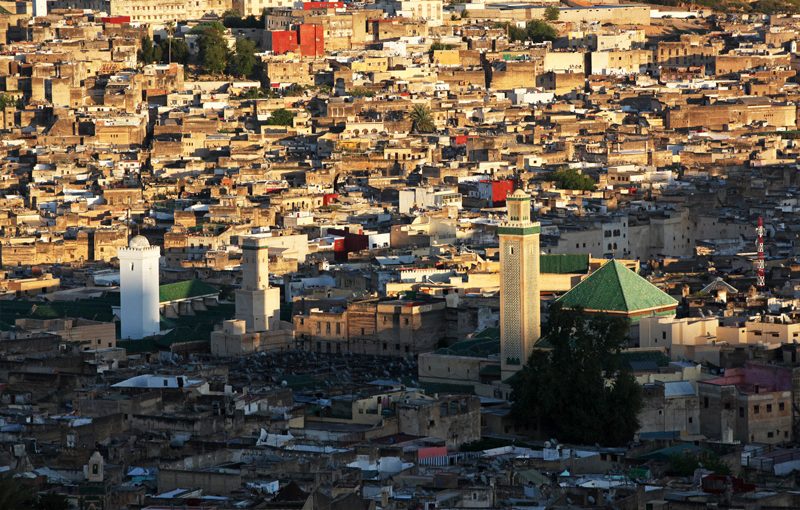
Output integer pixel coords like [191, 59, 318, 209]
[138, 36, 156, 64]
[508, 20, 557, 43]
[228, 38, 258, 78]
[0, 93, 15, 110]
[349, 86, 374, 98]
[409, 104, 436, 133]
[165, 21, 175, 63]
[551, 167, 596, 191]
[526, 19, 557, 43]
[266, 108, 294, 126]
[510, 304, 642, 446]
[667, 451, 731, 477]
[195, 24, 229, 75]
[544, 5, 560, 21]
[160, 37, 189, 64]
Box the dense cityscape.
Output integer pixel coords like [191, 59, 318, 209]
[2, 0, 800, 508]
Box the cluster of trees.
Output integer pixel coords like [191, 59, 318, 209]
[138, 35, 189, 65]
[192, 22, 258, 77]
[510, 305, 643, 447]
[139, 22, 260, 79]
[221, 9, 265, 28]
[507, 20, 558, 43]
[265, 108, 294, 126]
[550, 167, 596, 191]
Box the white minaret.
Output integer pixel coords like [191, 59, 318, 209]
[118, 235, 161, 340]
[499, 189, 541, 381]
[235, 235, 281, 332]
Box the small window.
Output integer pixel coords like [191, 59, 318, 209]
[779, 402, 785, 411]
[754, 405, 760, 414]
[703, 397, 709, 408]
[739, 407, 744, 417]
[767, 404, 773, 413]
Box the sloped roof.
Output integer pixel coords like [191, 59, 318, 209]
[556, 260, 677, 314]
[158, 279, 219, 303]
[700, 277, 738, 295]
[540, 253, 589, 274]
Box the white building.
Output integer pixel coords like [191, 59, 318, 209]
[118, 236, 161, 340]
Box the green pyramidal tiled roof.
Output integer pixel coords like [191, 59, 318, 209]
[556, 260, 677, 313]
[159, 280, 219, 303]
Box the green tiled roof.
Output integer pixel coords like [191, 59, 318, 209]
[540, 253, 589, 274]
[556, 260, 677, 313]
[159, 280, 219, 303]
[435, 336, 500, 358]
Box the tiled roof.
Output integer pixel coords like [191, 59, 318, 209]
[540, 253, 589, 274]
[556, 260, 677, 313]
[158, 279, 219, 303]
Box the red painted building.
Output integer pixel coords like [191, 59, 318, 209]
[298, 24, 325, 57]
[266, 24, 324, 57]
[100, 15, 130, 24]
[476, 179, 515, 207]
[268, 30, 299, 55]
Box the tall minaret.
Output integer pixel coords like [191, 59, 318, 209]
[235, 235, 281, 332]
[118, 235, 161, 340]
[499, 189, 541, 381]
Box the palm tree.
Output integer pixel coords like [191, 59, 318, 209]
[166, 21, 175, 63]
[409, 104, 436, 133]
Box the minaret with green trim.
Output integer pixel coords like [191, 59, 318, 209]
[499, 189, 541, 381]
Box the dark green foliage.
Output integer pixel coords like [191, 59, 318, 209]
[409, 104, 436, 133]
[222, 10, 262, 28]
[265, 108, 294, 126]
[668, 451, 731, 476]
[550, 167, 596, 191]
[508, 20, 557, 43]
[510, 304, 642, 446]
[430, 42, 456, 52]
[138, 36, 156, 64]
[349, 86, 374, 98]
[194, 23, 230, 75]
[544, 5, 560, 21]
[228, 38, 258, 78]
[158, 38, 189, 64]
[0, 93, 15, 110]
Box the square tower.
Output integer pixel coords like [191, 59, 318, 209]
[235, 235, 281, 333]
[499, 189, 541, 381]
[118, 236, 161, 340]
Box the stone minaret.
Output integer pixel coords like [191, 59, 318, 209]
[235, 235, 281, 332]
[499, 189, 541, 381]
[118, 235, 161, 340]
